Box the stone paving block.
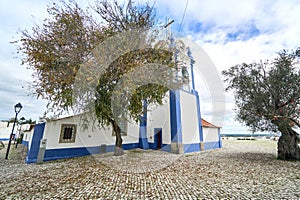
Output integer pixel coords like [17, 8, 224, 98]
[0, 140, 299, 199]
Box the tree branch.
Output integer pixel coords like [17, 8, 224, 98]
[288, 117, 300, 128]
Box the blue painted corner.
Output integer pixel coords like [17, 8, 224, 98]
[139, 100, 149, 149]
[170, 90, 182, 143]
[26, 123, 45, 164]
[148, 142, 154, 149]
[161, 143, 171, 153]
[218, 128, 222, 148]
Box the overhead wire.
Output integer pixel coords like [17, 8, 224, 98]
[178, 0, 189, 33]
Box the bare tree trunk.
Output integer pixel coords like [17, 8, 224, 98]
[277, 124, 300, 160]
[112, 119, 124, 156]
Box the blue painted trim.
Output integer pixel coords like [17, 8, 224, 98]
[106, 145, 115, 153]
[204, 141, 221, 150]
[183, 143, 201, 153]
[27, 142, 140, 163]
[170, 90, 182, 143]
[218, 128, 222, 148]
[187, 46, 203, 143]
[148, 142, 171, 153]
[161, 143, 171, 153]
[148, 142, 154, 149]
[123, 143, 139, 150]
[22, 140, 29, 147]
[139, 100, 149, 149]
[193, 90, 204, 142]
[26, 158, 37, 164]
[138, 137, 149, 149]
[138, 125, 149, 150]
[0, 138, 9, 141]
[44, 146, 101, 161]
[26, 123, 45, 164]
[180, 88, 194, 94]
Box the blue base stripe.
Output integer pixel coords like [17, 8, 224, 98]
[123, 143, 140, 150]
[26, 140, 222, 163]
[22, 140, 29, 147]
[138, 138, 149, 149]
[161, 143, 171, 152]
[204, 141, 221, 150]
[184, 143, 201, 153]
[148, 142, 171, 152]
[26, 158, 37, 164]
[26, 142, 141, 163]
[0, 138, 9, 141]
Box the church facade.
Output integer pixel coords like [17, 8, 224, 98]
[24, 48, 222, 164]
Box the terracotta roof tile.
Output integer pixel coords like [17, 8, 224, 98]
[201, 119, 220, 128]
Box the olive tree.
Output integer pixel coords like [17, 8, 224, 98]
[222, 49, 300, 160]
[15, 0, 182, 155]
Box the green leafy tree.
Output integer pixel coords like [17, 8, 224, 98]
[14, 1, 104, 113]
[15, 0, 182, 155]
[222, 49, 300, 160]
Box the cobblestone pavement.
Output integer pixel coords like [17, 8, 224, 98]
[0, 140, 299, 199]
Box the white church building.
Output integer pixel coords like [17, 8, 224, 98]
[23, 48, 222, 164]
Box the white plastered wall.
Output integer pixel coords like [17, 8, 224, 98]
[22, 124, 34, 142]
[23, 129, 34, 143]
[203, 127, 219, 142]
[43, 115, 140, 149]
[0, 122, 11, 139]
[180, 91, 200, 144]
[147, 94, 171, 144]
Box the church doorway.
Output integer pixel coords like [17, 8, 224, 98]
[154, 128, 162, 150]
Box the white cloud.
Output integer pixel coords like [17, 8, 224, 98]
[0, 0, 299, 134]
[152, 0, 300, 134]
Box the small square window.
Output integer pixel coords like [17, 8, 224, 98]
[59, 124, 76, 143]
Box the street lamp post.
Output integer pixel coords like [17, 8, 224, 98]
[5, 103, 23, 159]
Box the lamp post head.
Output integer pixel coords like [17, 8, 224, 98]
[14, 103, 22, 114]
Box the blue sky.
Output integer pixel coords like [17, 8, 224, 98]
[0, 0, 299, 135]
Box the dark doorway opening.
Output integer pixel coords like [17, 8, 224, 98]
[154, 128, 162, 150]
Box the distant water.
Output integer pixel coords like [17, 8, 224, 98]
[221, 133, 278, 137]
